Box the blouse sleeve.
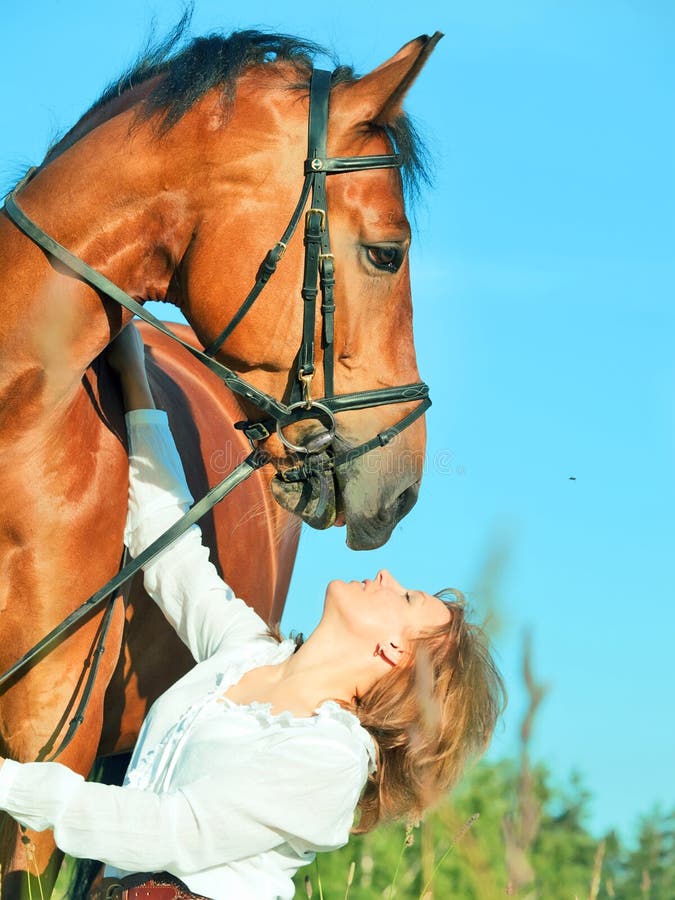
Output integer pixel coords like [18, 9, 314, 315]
[0, 729, 368, 871]
[123, 409, 266, 662]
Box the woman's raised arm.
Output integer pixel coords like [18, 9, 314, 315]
[107, 326, 267, 661]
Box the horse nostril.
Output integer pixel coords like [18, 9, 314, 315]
[395, 482, 420, 519]
[377, 482, 420, 524]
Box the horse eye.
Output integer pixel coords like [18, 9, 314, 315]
[365, 245, 404, 273]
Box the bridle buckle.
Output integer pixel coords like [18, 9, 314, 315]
[298, 370, 314, 409]
[305, 207, 326, 231]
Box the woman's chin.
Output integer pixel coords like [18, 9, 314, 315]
[323, 578, 359, 611]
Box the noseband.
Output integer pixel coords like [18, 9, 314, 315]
[4, 68, 431, 478]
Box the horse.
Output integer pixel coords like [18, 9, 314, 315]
[0, 21, 439, 898]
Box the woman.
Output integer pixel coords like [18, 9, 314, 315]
[0, 326, 504, 900]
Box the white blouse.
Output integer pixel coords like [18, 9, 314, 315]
[0, 409, 375, 900]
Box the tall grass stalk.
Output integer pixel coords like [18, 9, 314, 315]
[21, 831, 45, 900]
[314, 856, 325, 900]
[343, 860, 355, 899]
[417, 813, 479, 900]
[385, 822, 415, 898]
[588, 840, 605, 900]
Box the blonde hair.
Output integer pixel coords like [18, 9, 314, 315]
[268, 589, 504, 833]
[350, 589, 505, 833]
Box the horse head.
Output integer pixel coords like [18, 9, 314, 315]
[2, 28, 440, 552]
[176, 34, 440, 549]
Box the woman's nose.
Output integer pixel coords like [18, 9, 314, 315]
[377, 569, 399, 589]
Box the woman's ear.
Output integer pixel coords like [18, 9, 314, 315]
[375, 639, 407, 668]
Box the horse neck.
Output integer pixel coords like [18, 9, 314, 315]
[42, 77, 163, 169]
[0, 104, 205, 426]
[0, 71, 309, 430]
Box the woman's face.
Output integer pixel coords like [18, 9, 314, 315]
[324, 569, 451, 652]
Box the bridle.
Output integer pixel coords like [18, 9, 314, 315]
[0, 68, 432, 735]
[4, 68, 431, 482]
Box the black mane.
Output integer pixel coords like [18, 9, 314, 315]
[42, 8, 430, 199]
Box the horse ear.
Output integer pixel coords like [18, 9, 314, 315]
[338, 32, 443, 127]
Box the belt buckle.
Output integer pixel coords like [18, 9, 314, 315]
[104, 885, 125, 900]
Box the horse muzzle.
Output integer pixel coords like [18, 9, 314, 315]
[269, 438, 422, 550]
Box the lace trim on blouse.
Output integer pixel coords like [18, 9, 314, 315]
[126, 639, 376, 792]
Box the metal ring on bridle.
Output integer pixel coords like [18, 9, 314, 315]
[275, 401, 336, 455]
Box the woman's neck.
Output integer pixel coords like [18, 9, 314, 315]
[276, 624, 381, 712]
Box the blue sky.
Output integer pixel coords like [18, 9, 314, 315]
[3, 0, 673, 846]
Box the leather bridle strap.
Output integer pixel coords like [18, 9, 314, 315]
[201, 174, 313, 356]
[39, 557, 121, 761]
[309, 74, 336, 401]
[238, 383, 430, 458]
[294, 68, 331, 403]
[3, 193, 292, 422]
[0, 451, 267, 691]
[6, 190, 429, 453]
[205, 68, 404, 409]
[278, 397, 430, 482]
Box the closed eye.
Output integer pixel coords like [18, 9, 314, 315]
[365, 244, 405, 273]
[405, 591, 411, 603]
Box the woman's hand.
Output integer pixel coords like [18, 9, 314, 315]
[106, 322, 146, 378]
[106, 324, 156, 412]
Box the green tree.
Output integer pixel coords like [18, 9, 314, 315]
[618, 808, 675, 899]
[528, 768, 601, 899]
[293, 759, 637, 900]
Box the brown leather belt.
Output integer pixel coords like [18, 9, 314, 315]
[89, 873, 209, 900]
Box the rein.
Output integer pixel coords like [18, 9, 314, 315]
[0, 68, 432, 750]
[0, 453, 265, 695]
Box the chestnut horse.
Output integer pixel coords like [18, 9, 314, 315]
[0, 24, 439, 898]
